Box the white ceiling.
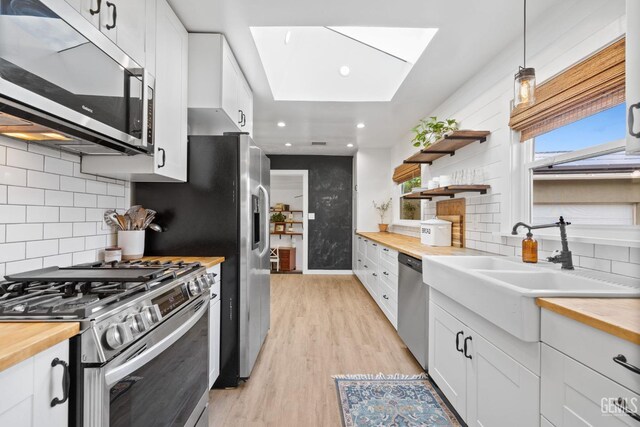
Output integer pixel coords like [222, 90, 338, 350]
[168, 0, 557, 155]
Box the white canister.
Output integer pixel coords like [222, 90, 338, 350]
[117, 230, 145, 260]
[420, 218, 452, 246]
[439, 175, 451, 187]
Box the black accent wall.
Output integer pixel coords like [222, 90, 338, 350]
[269, 155, 353, 270]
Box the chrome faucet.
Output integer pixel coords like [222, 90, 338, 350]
[511, 216, 574, 270]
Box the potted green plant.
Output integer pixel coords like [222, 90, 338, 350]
[270, 212, 286, 223]
[411, 116, 459, 148]
[373, 199, 392, 232]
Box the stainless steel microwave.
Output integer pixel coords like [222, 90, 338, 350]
[0, 0, 153, 155]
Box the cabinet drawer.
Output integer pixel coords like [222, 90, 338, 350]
[365, 241, 380, 264]
[379, 245, 398, 261]
[379, 295, 397, 329]
[542, 343, 640, 426]
[379, 255, 398, 277]
[542, 309, 640, 394]
[379, 272, 398, 302]
[357, 236, 366, 256]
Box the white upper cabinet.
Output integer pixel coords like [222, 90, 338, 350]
[82, 0, 188, 182]
[627, 0, 640, 153]
[188, 34, 254, 136]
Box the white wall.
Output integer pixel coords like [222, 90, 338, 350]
[386, 0, 639, 278]
[0, 136, 130, 276]
[355, 148, 392, 231]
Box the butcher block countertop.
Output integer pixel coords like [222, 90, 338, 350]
[537, 298, 640, 345]
[141, 256, 225, 269]
[0, 322, 80, 372]
[356, 231, 484, 259]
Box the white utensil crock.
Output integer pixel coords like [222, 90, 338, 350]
[117, 230, 145, 260]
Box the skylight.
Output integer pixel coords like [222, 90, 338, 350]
[250, 26, 438, 102]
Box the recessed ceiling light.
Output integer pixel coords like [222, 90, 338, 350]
[277, 121, 286, 127]
[632, 170, 640, 178]
[347, 143, 354, 148]
[284, 30, 292, 45]
[285, 143, 292, 147]
[356, 123, 365, 129]
[339, 65, 350, 77]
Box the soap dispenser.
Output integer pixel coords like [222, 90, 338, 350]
[522, 232, 538, 263]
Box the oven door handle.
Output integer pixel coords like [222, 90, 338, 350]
[104, 299, 208, 387]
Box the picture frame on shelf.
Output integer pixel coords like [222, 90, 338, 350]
[275, 223, 286, 233]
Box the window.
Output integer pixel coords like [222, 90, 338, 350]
[399, 176, 422, 220]
[525, 104, 640, 226]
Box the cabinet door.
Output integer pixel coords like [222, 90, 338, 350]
[154, 0, 188, 181]
[627, 0, 640, 154]
[209, 299, 221, 388]
[221, 49, 241, 127]
[112, 0, 146, 66]
[367, 269, 379, 301]
[542, 344, 639, 427]
[33, 341, 70, 427]
[428, 302, 468, 419]
[466, 330, 539, 427]
[238, 79, 252, 133]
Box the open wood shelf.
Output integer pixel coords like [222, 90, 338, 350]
[403, 185, 491, 200]
[404, 130, 490, 165]
[270, 209, 304, 213]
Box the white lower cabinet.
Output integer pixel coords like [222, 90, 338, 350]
[354, 236, 399, 329]
[208, 264, 222, 388]
[429, 300, 539, 427]
[0, 340, 70, 427]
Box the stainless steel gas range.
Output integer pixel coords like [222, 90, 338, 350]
[0, 260, 215, 427]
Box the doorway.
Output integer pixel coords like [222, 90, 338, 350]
[269, 170, 309, 274]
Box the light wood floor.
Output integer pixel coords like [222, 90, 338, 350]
[208, 274, 422, 427]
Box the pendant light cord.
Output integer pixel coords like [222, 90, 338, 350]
[523, 0, 527, 68]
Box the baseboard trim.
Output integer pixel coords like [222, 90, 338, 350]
[305, 270, 354, 275]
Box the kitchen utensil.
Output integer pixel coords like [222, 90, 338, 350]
[142, 210, 156, 230]
[104, 210, 122, 230]
[123, 214, 132, 231]
[148, 223, 163, 232]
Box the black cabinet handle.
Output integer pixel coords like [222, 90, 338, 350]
[372, 243, 378, 246]
[613, 354, 640, 375]
[238, 110, 243, 124]
[157, 147, 166, 168]
[615, 397, 640, 422]
[455, 331, 464, 353]
[50, 358, 70, 407]
[372, 273, 377, 277]
[383, 271, 389, 276]
[463, 336, 472, 359]
[364, 264, 368, 268]
[629, 102, 640, 138]
[242, 112, 247, 127]
[357, 259, 361, 262]
[383, 248, 389, 252]
[383, 294, 389, 300]
[89, 0, 101, 15]
[105, 2, 117, 30]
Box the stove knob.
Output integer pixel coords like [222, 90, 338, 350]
[198, 276, 210, 291]
[127, 313, 148, 334]
[104, 323, 133, 350]
[187, 280, 201, 296]
[141, 304, 162, 325]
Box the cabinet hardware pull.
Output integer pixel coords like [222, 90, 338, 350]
[105, 2, 117, 30]
[383, 294, 389, 300]
[238, 110, 243, 124]
[357, 259, 361, 262]
[383, 271, 388, 276]
[364, 265, 368, 268]
[613, 354, 640, 375]
[455, 331, 464, 353]
[50, 358, 70, 407]
[383, 248, 389, 252]
[157, 147, 166, 168]
[242, 112, 247, 127]
[89, 0, 102, 15]
[372, 273, 377, 277]
[615, 397, 640, 421]
[463, 336, 472, 359]
[629, 102, 640, 138]
[372, 243, 378, 246]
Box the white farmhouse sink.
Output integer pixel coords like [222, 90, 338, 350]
[423, 256, 640, 342]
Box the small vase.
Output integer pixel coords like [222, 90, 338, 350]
[117, 230, 145, 260]
[378, 224, 389, 232]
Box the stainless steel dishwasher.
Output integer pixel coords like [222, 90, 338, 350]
[397, 253, 428, 370]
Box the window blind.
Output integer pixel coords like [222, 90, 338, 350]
[392, 163, 421, 184]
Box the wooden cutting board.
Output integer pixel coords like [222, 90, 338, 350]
[438, 215, 463, 248]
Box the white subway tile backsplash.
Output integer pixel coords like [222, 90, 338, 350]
[0, 205, 26, 223]
[74, 193, 97, 208]
[0, 185, 6, 204]
[73, 222, 97, 237]
[26, 239, 58, 258]
[7, 186, 44, 205]
[60, 207, 85, 222]
[107, 183, 125, 197]
[60, 151, 80, 163]
[7, 148, 43, 171]
[28, 144, 61, 158]
[6, 224, 43, 242]
[27, 170, 60, 190]
[59, 237, 84, 253]
[45, 190, 74, 206]
[97, 195, 116, 208]
[630, 248, 640, 265]
[594, 244, 630, 262]
[611, 261, 640, 279]
[73, 250, 96, 265]
[0, 165, 27, 186]
[60, 176, 86, 192]
[85, 235, 106, 250]
[0, 242, 25, 262]
[44, 223, 73, 239]
[0, 225, 4, 243]
[6, 258, 42, 275]
[86, 180, 107, 195]
[499, 245, 516, 256]
[86, 208, 105, 222]
[578, 256, 611, 273]
[0, 146, 5, 164]
[43, 253, 72, 268]
[44, 157, 73, 176]
[26, 206, 59, 223]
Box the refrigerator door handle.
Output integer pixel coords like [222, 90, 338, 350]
[258, 184, 270, 258]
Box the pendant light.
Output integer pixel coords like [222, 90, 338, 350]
[514, 0, 536, 107]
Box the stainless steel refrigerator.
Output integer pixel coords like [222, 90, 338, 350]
[134, 133, 271, 387]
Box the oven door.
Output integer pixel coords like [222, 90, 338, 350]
[0, 0, 149, 154]
[83, 298, 209, 427]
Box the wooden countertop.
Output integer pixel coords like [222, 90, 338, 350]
[356, 231, 485, 259]
[537, 298, 640, 345]
[0, 322, 80, 372]
[141, 256, 225, 269]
